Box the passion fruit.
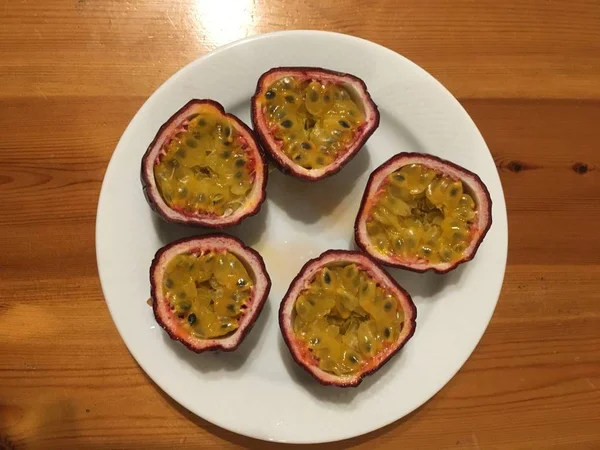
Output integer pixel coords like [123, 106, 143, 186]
[251, 67, 380, 181]
[355, 153, 493, 273]
[150, 234, 271, 352]
[141, 99, 267, 228]
[279, 250, 416, 387]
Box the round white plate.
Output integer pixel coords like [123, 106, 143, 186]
[96, 30, 508, 444]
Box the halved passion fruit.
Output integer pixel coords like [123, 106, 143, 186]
[141, 100, 267, 228]
[150, 234, 271, 352]
[279, 250, 416, 387]
[355, 153, 492, 273]
[251, 67, 380, 181]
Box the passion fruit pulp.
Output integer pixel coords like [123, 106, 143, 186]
[355, 153, 492, 273]
[141, 99, 268, 228]
[151, 234, 271, 352]
[279, 250, 416, 387]
[251, 67, 380, 181]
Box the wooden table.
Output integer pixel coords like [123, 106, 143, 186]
[1, 1, 599, 448]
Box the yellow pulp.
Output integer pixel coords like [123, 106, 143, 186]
[261, 77, 365, 170]
[366, 164, 477, 264]
[293, 264, 404, 376]
[163, 250, 254, 338]
[154, 111, 254, 217]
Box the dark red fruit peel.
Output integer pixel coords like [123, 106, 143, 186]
[279, 249, 416, 387]
[151, 234, 271, 353]
[141, 99, 268, 228]
[355, 152, 493, 274]
[251, 67, 380, 181]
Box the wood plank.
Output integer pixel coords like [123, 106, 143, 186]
[0, 1, 599, 100]
[1, 266, 598, 449]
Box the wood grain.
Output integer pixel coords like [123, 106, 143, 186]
[1, 0, 600, 449]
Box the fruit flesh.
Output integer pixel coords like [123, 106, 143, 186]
[260, 77, 365, 170]
[153, 108, 255, 217]
[366, 163, 477, 264]
[162, 250, 254, 338]
[292, 263, 404, 376]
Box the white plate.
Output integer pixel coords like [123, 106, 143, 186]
[96, 30, 508, 444]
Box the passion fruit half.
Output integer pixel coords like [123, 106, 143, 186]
[355, 153, 492, 273]
[251, 67, 380, 181]
[151, 234, 271, 352]
[279, 250, 416, 387]
[141, 99, 267, 228]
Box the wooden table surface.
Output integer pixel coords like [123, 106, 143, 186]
[1, 1, 599, 449]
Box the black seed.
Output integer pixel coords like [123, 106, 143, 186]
[237, 278, 246, 287]
[176, 148, 187, 158]
[221, 150, 231, 158]
[384, 301, 393, 312]
[285, 95, 295, 103]
[339, 120, 350, 128]
[235, 171, 242, 179]
[323, 272, 331, 284]
[310, 91, 319, 102]
[180, 302, 191, 311]
[179, 291, 187, 299]
[185, 138, 197, 148]
[393, 173, 405, 182]
[265, 90, 275, 99]
[197, 119, 206, 127]
[294, 154, 303, 161]
[281, 120, 293, 128]
[384, 327, 391, 338]
[365, 343, 372, 352]
[348, 355, 359, 364]
[221, 323, 231, 329]
[188, 313, 197, 325]
[165, 279, 174, 288]
[193, 132, 202, 140]
[301, 142, 311, 149]
[167, 159, 179, 168]
[192, 165, 212, 177]
[362, 285, 368, 293]
[310, 337, 320, 345]
[323, 95, 330, 102]
[226, 304, 236, 312]
[307, 297, 316, 306]
[304, 118, 316, 130]
[224, 127, 231, 137]
[316, 156, 325, 165]
[449, 187, 459, 197]
[235, 159, 246, 167]
[178, 187, 188, 198]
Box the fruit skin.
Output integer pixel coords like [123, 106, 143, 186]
[251, 67, 380, 181]
[150, 234, 272, 353]
[354, 152, 493, 274]
[141, 99, 268, 228]
[279, 249, 417, 387]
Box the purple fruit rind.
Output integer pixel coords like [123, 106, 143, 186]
[251, 67, 380, 181]
[354, 152, 493, 273]
[150, 234, 272, 353]
[141, 99, 268, 228]
[279, 249, 417, 387]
